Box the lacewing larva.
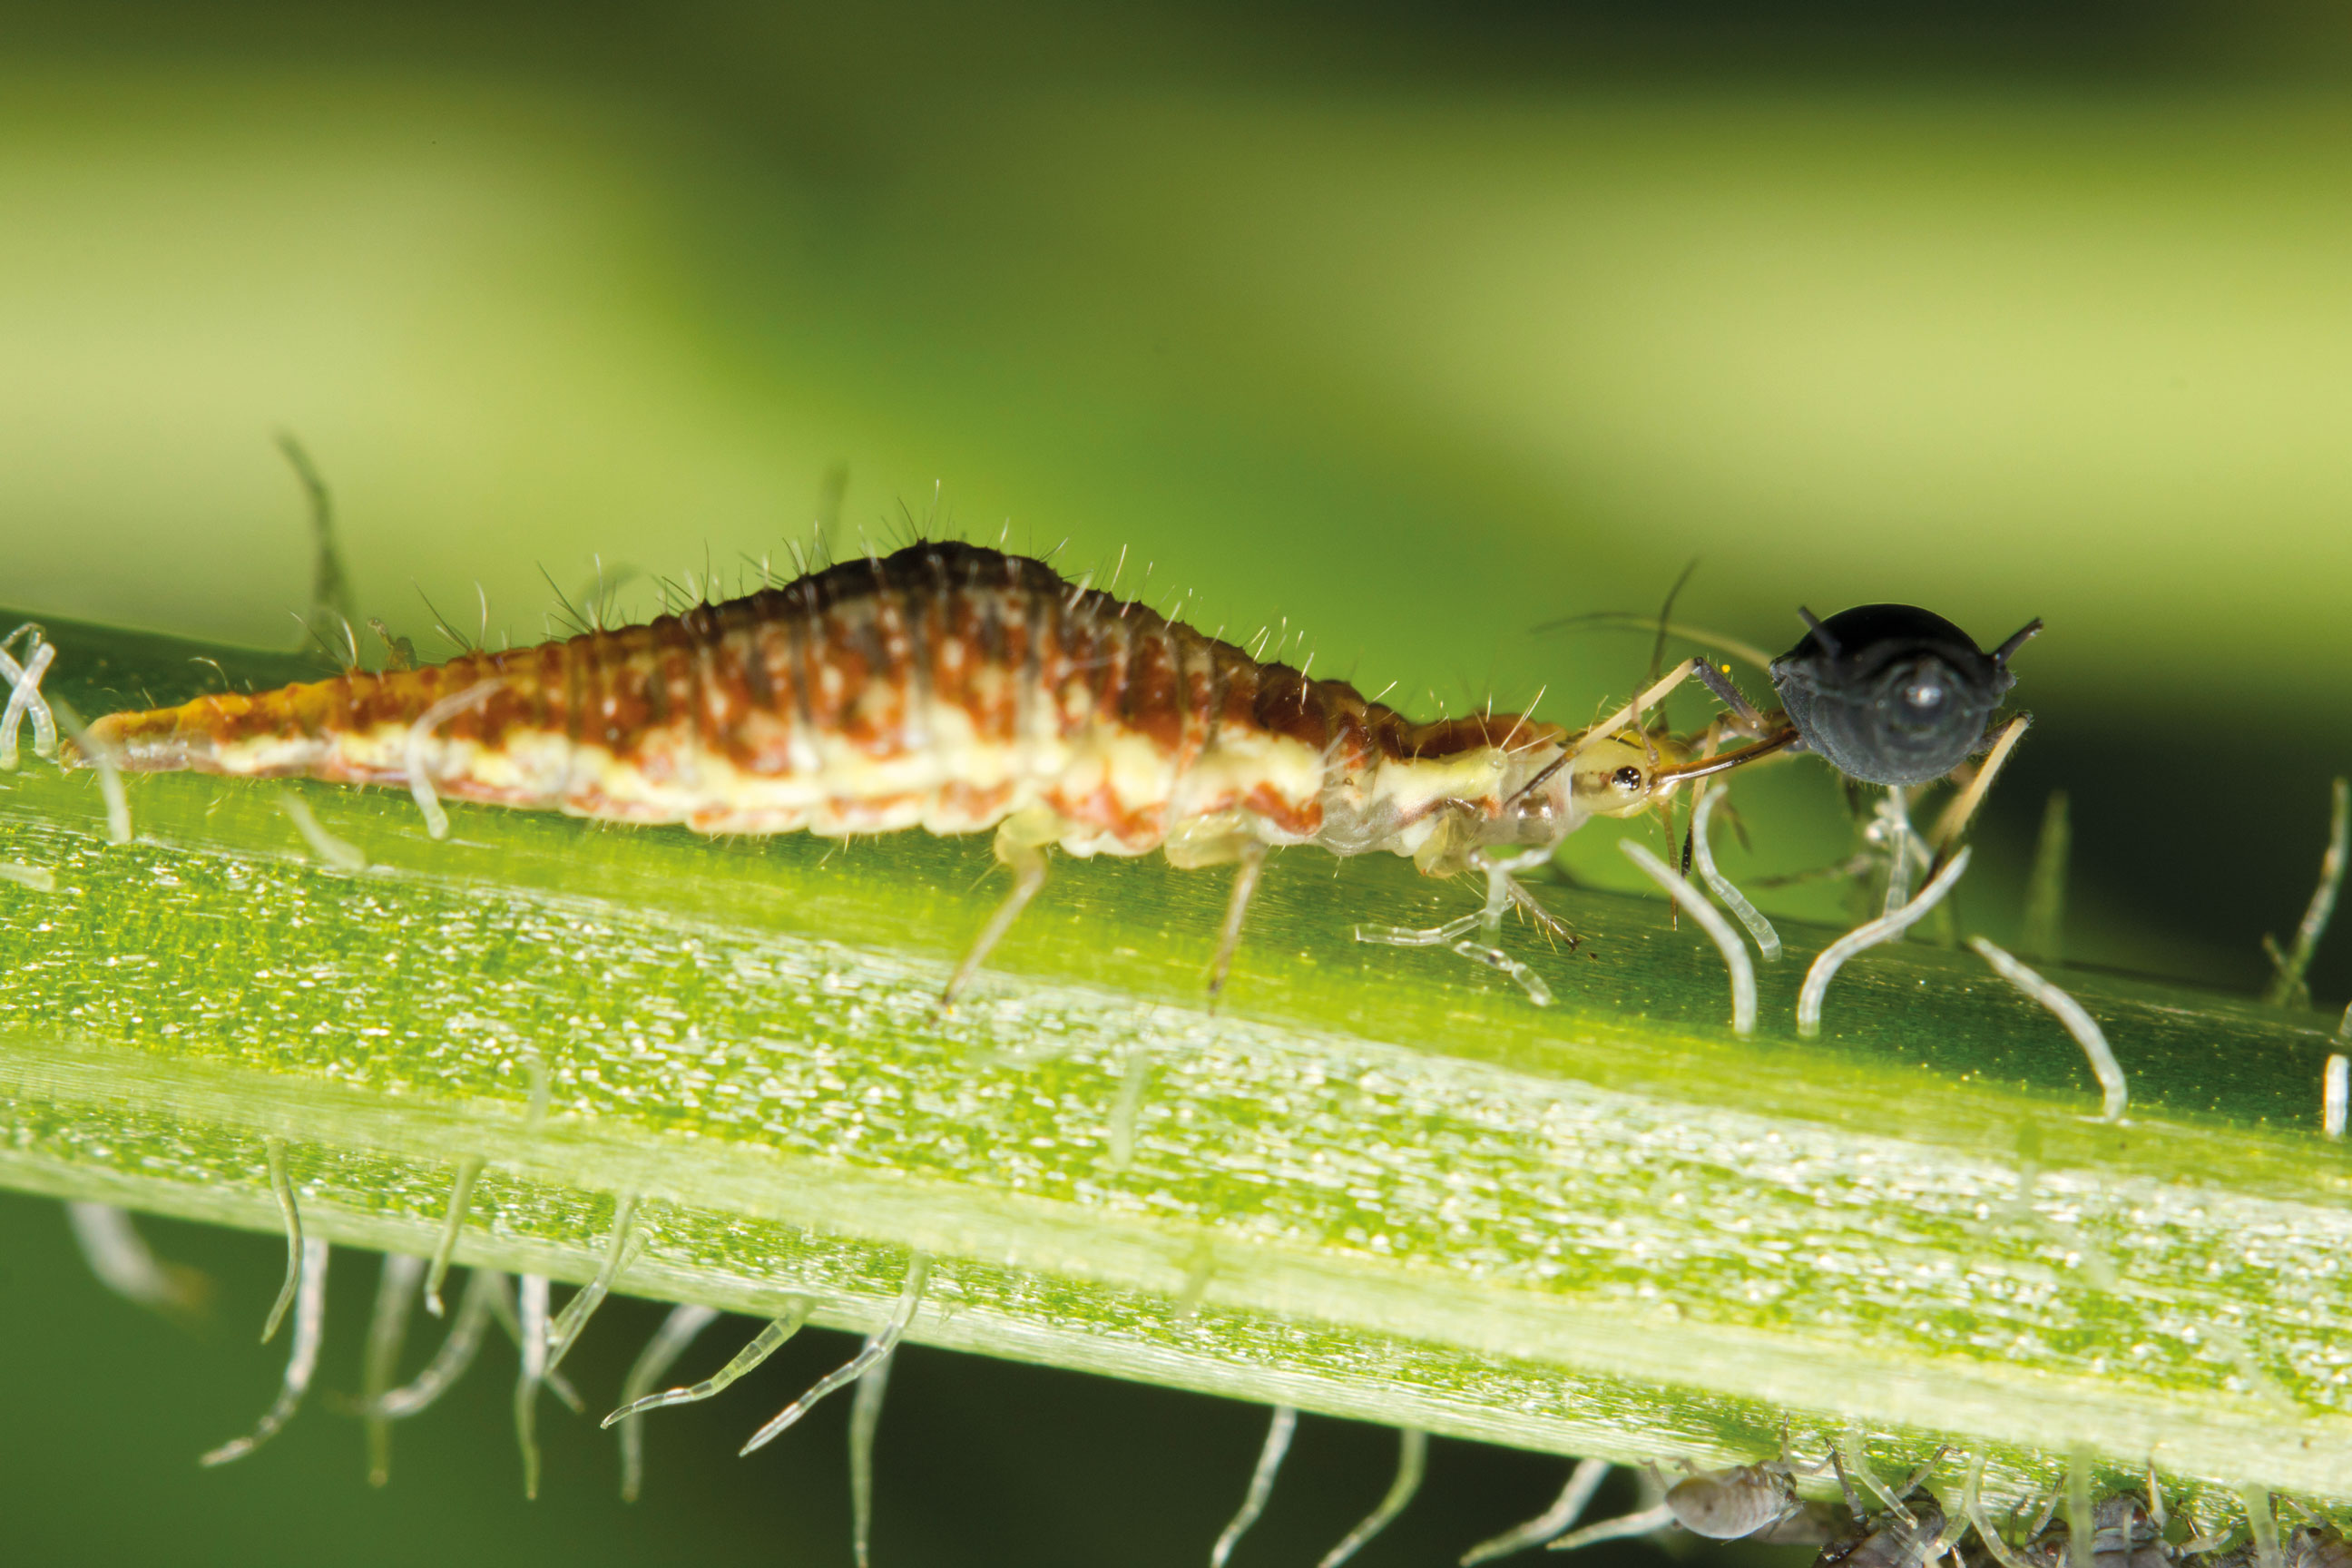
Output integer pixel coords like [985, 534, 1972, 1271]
[61, 541, 1790, 1003]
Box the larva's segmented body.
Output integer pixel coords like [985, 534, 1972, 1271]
[74, 542, 1739, 1002]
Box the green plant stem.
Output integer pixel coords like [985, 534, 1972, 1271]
[2, 610, 2349, 1505]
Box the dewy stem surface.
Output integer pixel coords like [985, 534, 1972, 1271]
[2, 609, 2350, 1502]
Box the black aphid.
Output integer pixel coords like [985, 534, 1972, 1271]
[1770, 605, 2042, 788]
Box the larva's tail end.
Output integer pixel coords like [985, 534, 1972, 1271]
[64, 707, 201, 774]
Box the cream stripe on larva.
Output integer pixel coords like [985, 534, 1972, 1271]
[71, 542, 1753, 1003]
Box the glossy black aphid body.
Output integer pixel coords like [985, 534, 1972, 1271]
[1770, 604, 2037, 787]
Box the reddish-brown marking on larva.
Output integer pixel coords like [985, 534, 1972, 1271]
[72, 541, 1729, 1000]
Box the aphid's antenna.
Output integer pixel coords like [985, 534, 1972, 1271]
[1210, 1405, 1298, 1568]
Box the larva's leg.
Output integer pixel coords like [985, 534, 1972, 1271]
[942, 815, 1056, 1006]
[1359, 847, 1565, 1005]
[1205, 843, 1269, 1001]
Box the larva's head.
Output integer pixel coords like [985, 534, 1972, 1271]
[1493, 729, 1693, 851]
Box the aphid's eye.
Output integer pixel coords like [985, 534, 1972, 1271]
[1612, 765, 1645, 794]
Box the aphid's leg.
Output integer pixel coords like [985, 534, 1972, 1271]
[1316, 1427, 1426, 1568]
[1210, 1405, 1299, 1568]
[1205, 843, 1269, 1002]
[371, 1269, 503, 1422]
[2020, 791, 2072, 963]
[2262, 777, 2350, 1009]
[1691, 657, 1777, 737]
[0, 633, 57, 770]
[1926, 713, 2032, 875]
[1871, 789, 1920, 916]
[740, 1253, 931, 1455]
[514, 1273, 551, 1497]
[1691, 783, 1781, 961]
[260, 1137, 303, 1344]
[2144, 1464, 2166, 1533]
[2325, 1053, 2347, 1139]
[615, 1303, 721, 1503]
[602, 1298, 815, 1426]
[545, 1194, 640, 1377]
[64, 1201, 208, 1318]
[1461, 1456, 1611, 1565]
[1622, 840, 1756, 1034]
[848, 1336, 897, 1568]
[1969, 938, 2128, 1122]
[358, 1251, 426, 1486]
[1795, 848, 1974, 1038]
[422, 1152, 485, 1317]
[942, 815, 1058, 1007]
[0, 859, 55, 892]
[200, 1236, 329, 1465]
[1544, 1503, 1676, 1553]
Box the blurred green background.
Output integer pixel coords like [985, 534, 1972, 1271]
[4, 1, 2350, 1562]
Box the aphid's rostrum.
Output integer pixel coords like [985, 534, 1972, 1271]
[71, 542, 1733, 998]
